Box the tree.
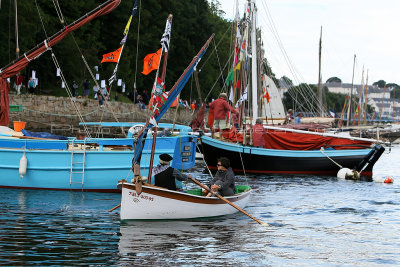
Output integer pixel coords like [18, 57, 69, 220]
[373, 80, 386, 88]
[326, 77, 341, 83]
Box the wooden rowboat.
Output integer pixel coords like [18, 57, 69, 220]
[119, 181, 251, 220]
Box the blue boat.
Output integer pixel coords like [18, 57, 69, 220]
[0, 123, 196, 192]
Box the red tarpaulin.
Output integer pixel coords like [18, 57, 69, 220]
[264, 130, 373, 150]
[0, 0, 121, 126]
[221, 128, 373, 150]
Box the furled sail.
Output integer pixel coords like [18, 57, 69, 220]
[0, 0, 121, 126]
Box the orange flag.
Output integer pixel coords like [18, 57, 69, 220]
[101, 47, 122, 63]
[142, 48, 162, 75]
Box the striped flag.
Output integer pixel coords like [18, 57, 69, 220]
[160, 18, 171, 52]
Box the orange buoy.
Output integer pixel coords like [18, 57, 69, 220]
[384, 176, 394, 183]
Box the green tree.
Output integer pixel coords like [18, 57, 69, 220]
[326, 77, 341, 83]
[373, 80, 386, 88]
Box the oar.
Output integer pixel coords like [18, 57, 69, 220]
[189, 176, 268, 226]
[108, 204, 120, 212]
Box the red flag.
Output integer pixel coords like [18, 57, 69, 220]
[263, 90, 271, 103]
[142, 48, 162, 75]
[101, 47, 122, 63]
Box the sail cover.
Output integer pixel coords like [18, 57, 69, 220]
[0, 0, 121, 126]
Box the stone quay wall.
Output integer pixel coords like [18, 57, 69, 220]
[7, 95, 195, 137]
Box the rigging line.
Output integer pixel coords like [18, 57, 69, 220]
[212, 38, 227, 92]
[34, 0, 48, 38]
[50, 53, 92, 138]
[52, 0, 65, 24]
[33, 0, 91, 137]
[259, 1, 326, 114]
[203, 48, 234, 101]
[52, 1, 126, 134]
[133, 0, 142, 87]
[14, 0, 19, 56]
[197, 22, 232, 72]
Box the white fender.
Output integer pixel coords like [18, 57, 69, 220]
[19, 154, 27, 178]
[337, 168, 360, 180]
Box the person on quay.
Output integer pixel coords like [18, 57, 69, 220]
[15, 73, 23, 95]
[206, 157, 236, 197]
[209, 92, 238, 141]
[27, 77, 35, 94]
[252, 118, 265, 148]
[152, 153, 193, 191]
[295, 112, 303, 124]
[284, 108, 294, 124]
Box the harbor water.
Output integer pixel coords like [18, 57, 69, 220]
[0, 145, 399, 266]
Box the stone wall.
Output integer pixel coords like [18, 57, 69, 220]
[8, 95, 195, 137]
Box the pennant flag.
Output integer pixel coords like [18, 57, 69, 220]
[235, 86, 248, 108]
[120, 35, 127, 45]
[329, 109, 336, 118]
[101, 47, 122, 63]
[225, 67, 234, 86]
[234, 79, 240, 89]
[229, 86, 234, 103]
[142, 48, 162, 75]
[235, 62, 241, 71]
[161, 18, 172, 52]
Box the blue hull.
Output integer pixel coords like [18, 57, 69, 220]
[0, 135, 196, 192]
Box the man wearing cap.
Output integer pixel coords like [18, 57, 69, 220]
[152, 153, 192, 191]
[209, 92, 238, 140]
[284, 109, 294, 124]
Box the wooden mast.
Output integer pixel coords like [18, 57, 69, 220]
[317, 26, 322, 117]
[147, 14, 173, 182]
[347, 54, 356, 126]
[357, 67, 364, 126]
[363, 70, 369, 125]
[379, 85, 386, 123]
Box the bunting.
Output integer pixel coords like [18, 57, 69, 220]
[142, 48, 162, 75]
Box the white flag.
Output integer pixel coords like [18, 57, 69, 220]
[229, 86, 234, 102]
[101, 80, 105, 88]
[96, 73, 100, 80]
[56, 68, 60, 77]
[61, 81, 65, 88]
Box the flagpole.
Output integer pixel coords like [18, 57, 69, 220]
[147, 14, 173, 183]
[108, 0, 138, 90]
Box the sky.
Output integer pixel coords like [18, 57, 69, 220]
[217, 0, 400, 86]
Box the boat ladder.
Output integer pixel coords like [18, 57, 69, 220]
[69, 139, 86, 189]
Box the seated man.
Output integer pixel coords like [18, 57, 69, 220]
[152, 153, 192, 191]
[207, 157, 236, 197]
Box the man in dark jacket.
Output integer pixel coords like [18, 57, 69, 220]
[152, 153, 192, 191]
[207, 157, 236, 197]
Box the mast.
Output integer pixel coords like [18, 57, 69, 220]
[363, 70, 369, 125]
[379, 85, 386, 123]
[250, 1, 258, 123]
[393, 86, 396, 122]
[317, 26, 322, 117]
[147, 14, 173, 182]
[358, 66, 364, 126]
[346, 54, 356, 126]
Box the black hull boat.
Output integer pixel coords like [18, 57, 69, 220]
[200, 136, 385, 178]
